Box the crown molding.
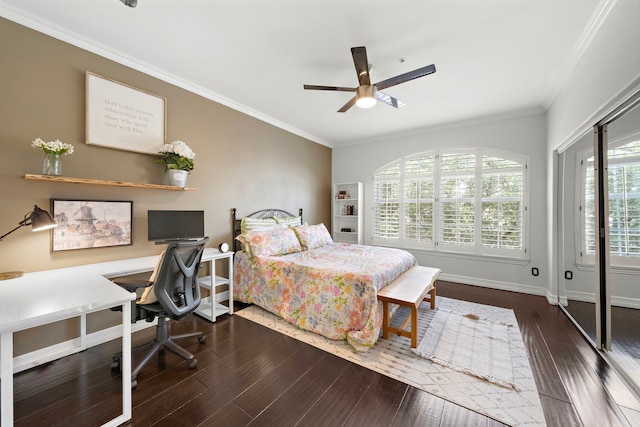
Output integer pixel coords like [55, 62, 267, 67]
[0, 5, 332, 148]
[542, 0, 620, 110]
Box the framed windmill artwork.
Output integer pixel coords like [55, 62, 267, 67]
[50, 199, 133, 251]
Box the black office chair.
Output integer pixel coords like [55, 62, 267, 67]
[111, 238, 209, 388]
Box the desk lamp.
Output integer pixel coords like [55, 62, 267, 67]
[0, 205, 57, 280]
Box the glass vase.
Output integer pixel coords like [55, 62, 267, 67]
[43, 152, 62, 176]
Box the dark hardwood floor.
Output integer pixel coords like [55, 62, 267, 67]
[10, 282, 640, 427]
[565, 300, 640, 381]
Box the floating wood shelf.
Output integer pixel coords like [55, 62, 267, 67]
[24, 174, 197, 191]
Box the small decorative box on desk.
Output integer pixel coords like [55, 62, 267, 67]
[194, 248, 234, 322]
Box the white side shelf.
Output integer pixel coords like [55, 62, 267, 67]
[193, 249, 234, 322]
[332, 182, 363, 244]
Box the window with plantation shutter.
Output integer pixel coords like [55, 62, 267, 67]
[580, 140, 640, 266]
[439, 151, 476, 253]
[404, 153, 435, 249]
[373, 163, 401, 242]
[480, 155, 525, 256]
[373, 148, 528, 259]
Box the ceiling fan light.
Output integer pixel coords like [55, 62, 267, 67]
[356, 85, 376, 109]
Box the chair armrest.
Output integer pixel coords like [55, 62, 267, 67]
[112, 278, 153, 293]
[111, 278, 154, 322]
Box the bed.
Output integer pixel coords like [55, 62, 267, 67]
[231, 208, 417, 351]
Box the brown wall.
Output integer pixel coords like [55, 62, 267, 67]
[0, 18, 331, 354]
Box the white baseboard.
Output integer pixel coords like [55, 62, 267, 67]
[565, 290, 640, 309]
[215, 290, 230, 303]
[86, 318, 158, 349]
[439, 274, 640, 309]
[12, 293, 231, 374]
[607, 293, 634, 307]
[12, 338, 85, 374]
[566, 290, 596, 304]
[547, 291, 568, 306]
[12, 319, 157, 374]
[438, 273, 549, 298]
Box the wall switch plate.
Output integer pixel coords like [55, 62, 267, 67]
[531, 267, 539, 276]
[565, 271, 573, 280]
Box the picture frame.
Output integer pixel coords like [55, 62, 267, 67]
[85, 71, 166, 155]
[51, 199, 133, 252]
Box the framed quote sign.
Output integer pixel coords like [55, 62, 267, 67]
[86, 71, 166, 155]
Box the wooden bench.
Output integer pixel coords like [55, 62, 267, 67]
[377, 265, 441, 348]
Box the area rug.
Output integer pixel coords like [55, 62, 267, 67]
[236, 297, 546, 426]
[413, 308, 518, 391]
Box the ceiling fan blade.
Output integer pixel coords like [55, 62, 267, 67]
[338, 96, 357, 113]
[351, 46, 371, 86]
[303, 84, 356, 92]
[376, 90, 406, 109]
[374, 64, 436, 91]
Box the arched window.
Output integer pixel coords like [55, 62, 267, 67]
[373, 148, 528, 259]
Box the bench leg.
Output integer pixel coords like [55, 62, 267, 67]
[410, 305, 418, 348]
[430, 284, 436, 309]
[381, 301, 389, 339]
[423, 282, 437, 309]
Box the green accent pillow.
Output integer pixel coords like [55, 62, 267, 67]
[241, 216, 278, 235]
[274, 215, 303, 228]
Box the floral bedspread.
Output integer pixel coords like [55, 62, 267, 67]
[233, 243, 417, 351]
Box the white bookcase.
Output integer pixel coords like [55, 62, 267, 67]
[194, 249, 234, 322]
[332, 182, 363, 244]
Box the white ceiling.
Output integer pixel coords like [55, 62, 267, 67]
[1, 0, 606, 147]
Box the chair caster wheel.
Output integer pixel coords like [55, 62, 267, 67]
[188, 358, 198, 369]
[198, 335, 205, 344]
[111, 356, 121, 371]
[131, 379, 137, 389]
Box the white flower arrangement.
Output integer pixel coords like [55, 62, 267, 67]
[158, 140, 195, 171]
[32, 138, 74, 155]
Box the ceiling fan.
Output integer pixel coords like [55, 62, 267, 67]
[303, 46, 436, 113]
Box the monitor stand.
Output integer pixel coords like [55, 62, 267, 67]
[154, 239, 198, 245]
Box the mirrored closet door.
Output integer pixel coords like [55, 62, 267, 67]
[603, 101, 640, 387]
[558, 130, 596, 344]
[558, 93, 640, 396]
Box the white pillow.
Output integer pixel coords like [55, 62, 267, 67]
[293, 223, 333, 250]
[239, 227, 302, 258]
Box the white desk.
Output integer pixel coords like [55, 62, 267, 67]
[87, 248, 235, 322]
[0, 247, 232, 426]
[0, 269, 135, 427]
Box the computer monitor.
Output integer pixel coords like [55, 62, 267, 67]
[147, 210, 205, 242]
